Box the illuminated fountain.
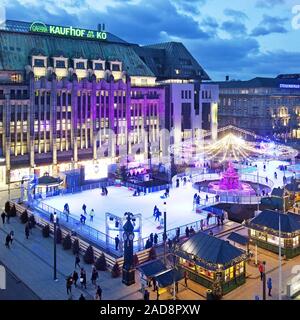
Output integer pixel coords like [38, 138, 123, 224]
[208, 161, 256, 195]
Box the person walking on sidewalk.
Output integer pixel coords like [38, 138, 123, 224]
[91, 267, 99, 288]
[96, 285, 102, 300]
[267, 278, 272, 297]
[9, 231, 14, 245]
[75, 254, 81, 269]
[25, 223, 30, 239]
[66, 275, 73, 295]
[5, 233, 11, 248]
[72, 270, 79, 287]
[258, 263, 264, 281]
[80, 268, 87, 289]
[1, 211, 6, 225]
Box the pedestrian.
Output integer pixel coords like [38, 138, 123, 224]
[96, 285, 102, 300]
[152, 277, 157, 291]
[258, 263, 264, 281]
[156, 288, 160, 300]
[206, 194, 209, 202]
[5, 233, 11, 248]
[79, 294, 86, 300]
[66, 275, 73, 295]
[144, 289, 150, 300]
[153, 233, 158, 246]
[91, 267, 99, 287]
[115, 235, 120, 251]
[185, 226, 190, 238]
[189, 226, 195, 235]
[72, 270, 79, 287]
[1, 211, 6, 225]
[75, 254, 81, 269]
[25, 223, 30, 239]
[80, 268, 87, 289]
[267, 278, 272, 297]
[82, 204, 87, 215]
[149, 233, 154, 243]
[9, 231, 14, 245]
[184, 271, 188, 287]
[176, 227, 180, 240]
[89, 209, 95, 222]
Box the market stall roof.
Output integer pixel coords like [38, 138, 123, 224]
[37, 174, 63, 186]
[271, 187, 284, 198]
[138, 260, 166, 278]
[177, 232, 245, 266]
[248, 209, 300, 233]
[155, 269, 184, 288]
[227, 232, 249, 246]
[285, 179, 300, 193]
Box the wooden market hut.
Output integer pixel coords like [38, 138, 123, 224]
[246, 209, 300, 259]
[175, 232, 247, 295]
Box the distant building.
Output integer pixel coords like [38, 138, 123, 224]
[213, 74, 300, 142]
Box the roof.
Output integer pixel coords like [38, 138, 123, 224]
[138, 259, 166, 278]
[0, 29, 154, 77]
[211, 77, 300, 89]
[285, 179, 300, 192]
[133, 41, 210, 81]
[155, 269, 184, 288]
[271, 187, 285, 197]
[227, 232, 249, 246]
[248, 209, 300, 233]
[37, 175, 62, 186]
[177, 232, 245, 266]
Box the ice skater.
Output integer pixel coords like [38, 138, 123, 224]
[154, 210, 161, 222]
[82, 204, 87, 215]
[80, 214, 86, 225]
[89, 209, 95, 222]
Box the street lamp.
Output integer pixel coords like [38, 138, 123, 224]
[53, 212, 58, 281]
[163, 201, 167, 265]
[262, 261, 266, 300]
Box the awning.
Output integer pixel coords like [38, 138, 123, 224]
[227, 232, 249, 246]
[155, 268, 184, 288]
[138, 259, 166, 278]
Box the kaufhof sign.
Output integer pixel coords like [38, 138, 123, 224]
[29, 21, 107, 40]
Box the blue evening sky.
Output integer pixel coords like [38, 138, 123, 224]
[2, 0, 300, 80]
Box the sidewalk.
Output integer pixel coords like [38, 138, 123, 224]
[0, 217, 143, 300]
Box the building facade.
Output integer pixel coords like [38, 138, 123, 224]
[215, 75, 300, 142]
[0, 20, 217, 185]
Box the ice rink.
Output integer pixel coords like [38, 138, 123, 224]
[40, 160, 294, 239]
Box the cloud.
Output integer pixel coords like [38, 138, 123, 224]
[224, 8, 248, 21]
[251, 14, 288, 36]
[221, 20, 247, 36]
[256, 0, 285, 8]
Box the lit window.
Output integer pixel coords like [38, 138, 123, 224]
[76, 62, 85, 69]
[94, 63, 103, 70]
[56, 60, 66, 68]
[34, 59, 45, 67]
[112, 64, 120, 71]
[175, 69, 180, 75]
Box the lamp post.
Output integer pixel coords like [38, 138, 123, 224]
[122, 212, 135, 286]
[163, 201, 167, 265]
[53, 212, 58, 281]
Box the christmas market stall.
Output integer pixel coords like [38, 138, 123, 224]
[246, 209, 300, 259]
[175, 232, 247, 295]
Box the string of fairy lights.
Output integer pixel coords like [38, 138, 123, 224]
[169, 127, 298, 163]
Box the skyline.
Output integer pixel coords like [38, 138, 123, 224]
[1, 0, 300, 80]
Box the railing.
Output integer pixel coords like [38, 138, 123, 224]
[136, 214, 219, 248]
[35, 201, 121, 255]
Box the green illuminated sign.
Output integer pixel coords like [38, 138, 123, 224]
[29, 21, 107, 41]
